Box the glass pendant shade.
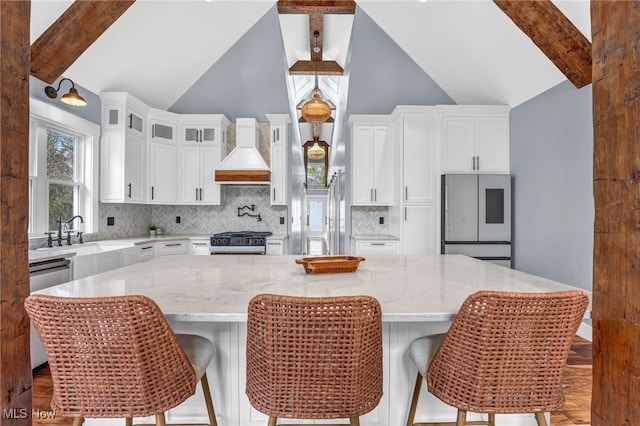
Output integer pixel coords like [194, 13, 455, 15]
[301, 92, 331, 123]
[307, 142, 326, 160]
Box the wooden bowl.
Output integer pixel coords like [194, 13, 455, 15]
[295, 256, 366, 274]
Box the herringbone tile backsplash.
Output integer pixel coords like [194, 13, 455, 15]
[351, 206, 390, 235]
[95, 185, 287, 240]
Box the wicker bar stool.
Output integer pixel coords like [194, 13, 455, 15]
[246, 293, 383, 426]
[406, 290, 589, 426]
[25, 294, 218, 426]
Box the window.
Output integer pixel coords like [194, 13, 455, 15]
[29, 99, 99, 237]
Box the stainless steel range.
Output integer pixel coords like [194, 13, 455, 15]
[209, 231, 273, 254]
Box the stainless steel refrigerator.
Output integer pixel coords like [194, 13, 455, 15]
[441, 174, 512, 267]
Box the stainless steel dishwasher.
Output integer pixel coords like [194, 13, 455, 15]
[29, 257, 71, 369]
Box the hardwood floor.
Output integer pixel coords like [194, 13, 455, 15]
[32, 338, 592, 426]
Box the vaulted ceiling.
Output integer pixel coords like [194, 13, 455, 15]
[30, 0, 592, 151]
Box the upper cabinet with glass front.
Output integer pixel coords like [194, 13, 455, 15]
[99, 92, 150, 203]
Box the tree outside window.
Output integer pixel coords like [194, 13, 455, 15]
[46, 129, 77, 231]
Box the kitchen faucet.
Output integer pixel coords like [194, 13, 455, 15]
[51, 215, 84, 246]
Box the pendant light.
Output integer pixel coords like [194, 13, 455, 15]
[307, 142, 325, 160]
[301, 32, 331, 123]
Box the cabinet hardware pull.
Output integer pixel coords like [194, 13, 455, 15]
[200, 188, 203, 200]
[472, 156, 476, 170]
[371, 243, 385, 246]
[405, 186, 408, 201]
[276, 128, 280, 141]
[140, 246, 153, 250]
[273, 130, 276, 143]
[151, 186, 154, 200]
[165, 243, 182, 247]
[152, 124, 155, 138]
[476, 155, 480, 170]
[404, 206, 407, 221]
[374, 188, 377, 202]
[128, 183, 132, 198]
[273, 188, 276, 201]
[196, 188, 199, 201]
[370, 188, 373, 202]
[128, 113, 133, 129]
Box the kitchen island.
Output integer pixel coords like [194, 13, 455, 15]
[38, 254, 590, 426]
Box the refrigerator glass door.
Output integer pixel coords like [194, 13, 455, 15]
[478, 174, 511, 241]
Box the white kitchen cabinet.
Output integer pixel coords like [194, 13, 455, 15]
[266, 235, 288, 255]
[100, 92, 149, 203]
[266, 114, 290, 206]
[401, 204, 437, 255]
[439, 105, 510, 174]
[149, 109, 177, 144]
[180, 146, 222, 204]
[149, 142, 177, 203]
[179, 114, 228, 146]
[402, 114, 437, 203]
[178, 115, 229, 205]
[135, 243, 157, 262]
[157, 240, 189, 256]
[351, 238, 399, 255]
[190, 238, 210, 255]
[349, 116, 393, 206]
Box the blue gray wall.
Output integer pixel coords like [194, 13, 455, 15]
[169, 6, 290, 122]
[510, 80, 593, 291]
[340, 7, 454, 251]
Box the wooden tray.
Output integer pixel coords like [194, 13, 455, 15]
[295, 256, 366, 274]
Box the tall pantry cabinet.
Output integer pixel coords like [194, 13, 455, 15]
[391, 107, 438, 255]
[100, 92, 149, 203]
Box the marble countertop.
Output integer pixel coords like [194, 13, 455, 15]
[350, 234, 400, 241]
[36, 254, 590, 322]
[28, 235, 213, 262]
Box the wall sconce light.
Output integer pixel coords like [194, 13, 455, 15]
[44, 78, 87, 107]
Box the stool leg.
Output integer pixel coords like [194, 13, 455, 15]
[406, 372, 423, 426]
[456, 409, 467, 426]
[125, 418, 133, 426]
[350, 416, 360, 426]
[200, 373, 217, 426]
[73, 417, 84, 426]
[488, 413, 495, 425]
[155, 413, 166, 426]
[534, 412, 548, 426]
[267, 416, 277, 426]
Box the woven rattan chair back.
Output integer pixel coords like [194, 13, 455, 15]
[245, 294, 383, 425]
[426, 290, 589, 417]
[25, 294, 196, 419]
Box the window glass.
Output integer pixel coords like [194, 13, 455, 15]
[48, 183, 75, 231]
[47, 129, 75, 181]
[307, 161, 326, 187]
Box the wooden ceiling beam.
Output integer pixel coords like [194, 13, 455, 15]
[277, 1, 356, 15]
[493, 0, 592, 88]
[31, 0, 135, 83]
[289, 60, 344, 75]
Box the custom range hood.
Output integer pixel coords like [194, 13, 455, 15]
[215, 118, 270, 184]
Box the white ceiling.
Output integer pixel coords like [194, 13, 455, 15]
[31, 0, 591, 112]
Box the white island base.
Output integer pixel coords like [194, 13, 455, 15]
[40, 255, 587, 426]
